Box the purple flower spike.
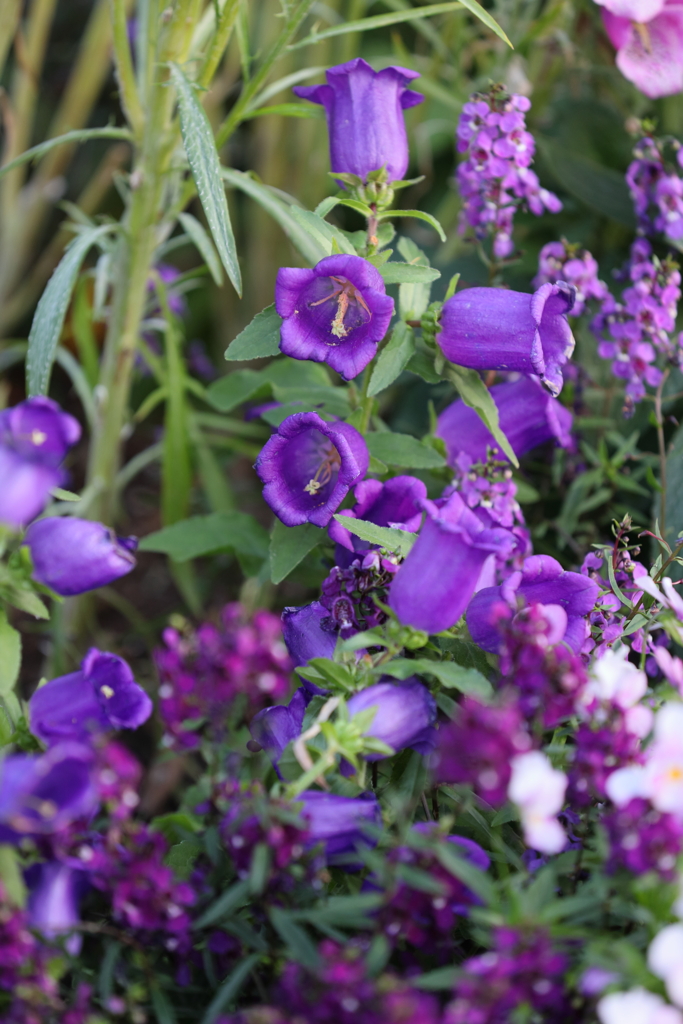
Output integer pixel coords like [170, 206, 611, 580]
[436, 283, 576, 397]
[275, 255, 394, 381]
[329, 475, 427, 563]
[25, 517, 138, 596]
[26, 862, 89, 956]
[347, 678, 436, 758]
[30, 648, 153, 745]
[249, 688, 311, 771]
[296, 790, 382, 864]
[0, 397, 81, 529]
[389, 491, 517, 634]
[467, 554, 600, 653]
[436, 376, 573, 467]
[255, 411, 369, 527]
[294, 58, 423, 184]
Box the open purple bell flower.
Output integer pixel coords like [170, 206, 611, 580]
[436, 376, 573, 467]
[0, 742, 97, 843]
[467, 554, 600, 653]
[347, 678, 436, 758]
[296, 790, 382, 864]
[26, 862, 89, 956]
[275, 255, 394, 380]
[248, 688, 311, 774]
[281, 601, 337, 672]
[255, 411, 369, 527]
[436, 282, 576, 397]
[329, 475, 427, 565]
[293, 58, 424, 184]
[30, 648, 153, 745]
[0, 397, 81, 529]
[25, 517, 138, 596]
[389, 491, 517, 634]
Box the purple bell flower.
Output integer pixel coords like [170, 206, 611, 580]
[29, 648, 153, 745]
[0, 742, 97, 843]
[389, 491, 517, 634]
[466, 554, 600, 653]
[281, 603, 337, 697]
[276, 255, 395, 380]
[293, 57, 424, 184]
[436, 376, 573, 467]
[347, 678, 436, 758]
[24, 517, 138, 596]
[329, 475, 427, 565]
[248, 688, 311, 773]
[296, 790, 382, 864]
[25, 862, 89, 956]
[0, 397, 81, 528]
[255, 411, 369, 527]
[436, 282, 576, 397]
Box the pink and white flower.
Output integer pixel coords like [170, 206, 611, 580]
[508, 751, 567, 853]
[596, 0, 683, 99]
[649, 924, 683, 1008]
[598, 987, 683, 1024]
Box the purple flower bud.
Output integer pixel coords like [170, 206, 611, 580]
[293, 58, 423, 184]
[329, 475, 427, 564]
[296, 790, 382, 863]
[29, 649, 153, 745]
[24, 518, 138, 595]
[436, 283, 576, 397]
[436, 376, 573, 466]
[275, 255, 395, 380]
[249, 688, 311, 772]
[0, 742, 97, 842]
[0, 397, 81, 528]
[281, 603, 337, 693]
[467, 554, 600, 653]
[389, 491, 517, 634]
[25, 862, 89, 956]
[347, 678, 436, 758]
[255, 412, 369, 527]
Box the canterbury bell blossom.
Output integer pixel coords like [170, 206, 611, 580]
[26, 862, 89, 956]
[329, 475, 426, 563]
[281, 603, 337, 686]
[436, 282, 576, 396]
[29, 648, 153, 745]
[533, 240, 608, 316]
[649, 924, 683, 1008]
[293, 58, 423, 184]
[248, 688, 310, 771]
[598, 988, 683, 1024]
[599, 1, 683, 99]
[346, 678, 437, 758]
[25, 517, 138, 596]
[508, 751, 568, 853]
[275, 255, 394, 380]
[296, 790, 382, 863]
[255, 412, 368, 528]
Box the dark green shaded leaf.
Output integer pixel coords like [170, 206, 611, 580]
[413, 967, 459, 990]
[269, 907, 320, 968]
[139, 512, 268, 562]
[193, 880, 251, 930]
[332, 516, 417, 557]
[538, 137, 636, 228]
[435, 843, 495, 904]
[151, 983, 178, 1024]
[200, 952, 260, 1024]
[206, 369, 270, 412]
[366, 432, 445, 469]
[406, 350, 441, 383]
[437, 637, 492, 677]
[224, 304, 283, 361]
[270, 521, 324, 584]
[368, 323, 416, 397]
[166, 840, 202, 879]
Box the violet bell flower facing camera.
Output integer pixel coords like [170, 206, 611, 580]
[436, 376, 573, 467]
[296, 790, 382, 864]
[293, 58, 424, 184]
[0, 397, 81, 529]
[254, 411, 369, 528]
[347, 678, 437, 758]
[275, 255, 395, 380]
[597, 0, 683, 99]
[389, 490, 517, 635]
[436, 282, 576, 397]
[25, 517, 138, 596]
[29, 648, 153, 745]
[329, 475, 427, 563]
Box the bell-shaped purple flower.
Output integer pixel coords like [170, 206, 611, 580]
[25, 517, 138, 596]
[26, 862, 89, 955]
[249, 688, 311, 773]
[347, 678, 436, 758]
[276, 255, 395, 380]
[436, 282, 576, 397]
[293, 58, 424, 184]
[255, 411, 369, 527]
[30, 648, 153, 745]
[0, 742, 97, 843]
[466, 554, 600, 653]
[329, 475, 427, 565]
[436, 376, 573, 467]
[282, 601, 337, 668]
[296, 790, 382, 864]
[389, 491, 517, 634]
[0, 397, 81, 528]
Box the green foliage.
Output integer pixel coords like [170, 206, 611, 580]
[224, 304, 283, 360]
[139, 512, 268, 563]
[270, 521, 324, 583]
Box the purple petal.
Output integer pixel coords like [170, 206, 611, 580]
[25, 518, 138, 596]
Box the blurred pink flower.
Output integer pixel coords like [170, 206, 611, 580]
[599, 0, 683, 98]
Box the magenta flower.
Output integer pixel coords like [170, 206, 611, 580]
[436, 282, 576, 396]
[346, 678, 437, 758]
[599, 0, 683, 99]
[296, 790, 382, 864]
[329, 475, 426, 563]
[255, 412, 368, 527]
[25, 517, 138, 595]
[293, 58, 423, 184]
[275, 255, 394, 380]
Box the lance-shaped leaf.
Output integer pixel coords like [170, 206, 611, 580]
[447, 365, 519, 468]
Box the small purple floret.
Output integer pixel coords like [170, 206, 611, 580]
[25, 517, 138, 596]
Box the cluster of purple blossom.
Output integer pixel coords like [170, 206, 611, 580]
[627, 135, 683, 240]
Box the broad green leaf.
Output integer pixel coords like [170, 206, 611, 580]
[165, 840, 202, 879]
[26, 224, 111, 396]
[382, 657, 492, 698]
[378, 263, 440, 285]
[397, 236, 433, 321]
[269, 907, 320, 968]
[208, 359, 332, 412]
[200, 952, 260, 1024]
[0, 127, 132, 181]
[377, 208, 446, 242]
[366, 431, 445, 469]
[270, 521, 324, 584]
[288, 207, 357, 256]
[537, 137, 635, 228]
[406, 349, 441, 384]
[170, 63, 241, 294]
[437, 636, 491, 678]
[224, 304, 283, 361]
[448, 365, 519, 468]
[178, 211, 223, 286]
[332, 516, 417, 557]
[206, 369, 271, 413]
[368, 323, 416, 396]
[264, 385, 350, 424]
[0, 612, 20, 697]
[139, 512, 268, 562]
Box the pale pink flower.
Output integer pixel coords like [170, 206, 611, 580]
[607, 703, 683, 816]
[508, 751, 567, 853]
[649, 925, 683, 1008]
[654, 648, 683, 695]
[599, 0, 683, 99]
[598, 987, 683, 1024]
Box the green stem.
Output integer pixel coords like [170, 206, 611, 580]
[110, 0, 144, 138]
[655, 370, 670, 543]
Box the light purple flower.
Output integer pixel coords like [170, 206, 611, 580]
[601, 1, 683, 99]
[347, 678, 436, 758]
[29, 648, 153, 745]
[275, 255, 394, 380]
[26, 862, 89, 956]
[329, 475, 427, 563]
[248, 688, 310, 771]
[281, 602, 337, 683]
[533, 241, 608, 316]
[293, 58, 423, 184]
[25, 517, 138, 596]
[389, 490, 517, 634]
[296, 790, 382, 863]
[254, 411, 369, 527]
[436, 283, 576, 397]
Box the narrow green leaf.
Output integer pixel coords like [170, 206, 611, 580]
[139, 512, 269, 562]
[242, 102, 323, 119]
[368, 323, 416, 396]
[413, 967, 459, 990]
[456, 0, 513, 45]
[537, 137, 635, 228]
[332, 516, 417, 557]
[150, 983, 178, 1024]
[435, 843, 495, 904]
[288, 207, 357, 256]
[270, 521, 324, 584]
[193, 879, 251, 930]
[366, 432, 445, 469]
[170, 63, 241, 294]
[0, 127, 132, 181]
[377, 208, 446, 241]
[269, 908, 320, 968]
[200, 952, 260, 1024]
[0, 845, 26, 906]
[178, 211, 223, 286]
[0, 612, 21, 697]
[447, 365, 519, 468]
[98, 941, 121, 1003]
[378, 263, 440, 285]
[397, 237, 433, 321]
[224, 305, 283, 361]
[26, 224, 111, 396]
[314, 196, 374, 219]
